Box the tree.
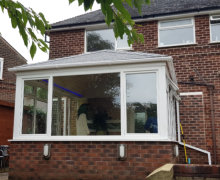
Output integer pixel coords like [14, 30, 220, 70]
[0, 0, 150, 58]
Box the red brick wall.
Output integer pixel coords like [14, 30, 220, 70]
[0, 36, 26, 103]
[0, 105, 14, 145]
[9, 142, 176, 180]
[49, 29, 85, 59]
[0, 36, 26, 146]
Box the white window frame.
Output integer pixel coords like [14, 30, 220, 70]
[210, 15, 220, 43]
[0, 58, 4, 80]
[85, 28, 132, 53]
[158, 18, 196, 47]
[13, 63, 170, 141]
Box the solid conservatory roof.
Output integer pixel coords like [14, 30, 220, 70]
[9, 50, 173, 72]
[51, 0, 220, 29]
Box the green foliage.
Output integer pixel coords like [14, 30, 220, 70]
[1, 0, 150, 58]
[0, 0, 50, 58]
[69, 0, 151, 46]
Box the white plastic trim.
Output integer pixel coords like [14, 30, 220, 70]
[180, 92, 203, 96]
[13, 63, 176, 142]
[0, 58, 4, 80]
[176, 99, 212, 165]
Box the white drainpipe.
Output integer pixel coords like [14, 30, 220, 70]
[176, 100, 212, 165]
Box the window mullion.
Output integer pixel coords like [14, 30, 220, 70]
[120, 71, 126, 136]
[46, 76, 53, 137]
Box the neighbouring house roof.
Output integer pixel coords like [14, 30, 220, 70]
[51, 0, 220, 29]
[9, 50, 176, 84]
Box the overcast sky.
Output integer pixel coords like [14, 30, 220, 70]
[0, 0, 100, 64]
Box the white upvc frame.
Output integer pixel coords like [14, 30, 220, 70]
[13, 62, 172, 141]
[158, 17, 196, 47]
[210, 15, 220, 43]
[0, 58, 4, 80]
[84, 28, 132, 53]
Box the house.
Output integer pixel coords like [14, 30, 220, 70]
[0, 35, 26, 145]
[8, 0, 220, 179]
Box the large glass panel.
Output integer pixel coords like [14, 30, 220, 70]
[22, 79, 48, 134]
[126, 73, 157, 133]
[52, 73, 120, 136]
[159, 27, 194, 46]
[86, 29, 115, 52]
[211, 24, 220, 42]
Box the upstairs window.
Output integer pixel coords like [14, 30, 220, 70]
[158, 18, 195, 47]
[86, 29, 130, 52]
[0, 58, 3, 80]
[210, 15, 220, 42]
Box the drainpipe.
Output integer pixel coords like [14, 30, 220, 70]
[209, 86, 217, 164]
[179, 82, 216, 164]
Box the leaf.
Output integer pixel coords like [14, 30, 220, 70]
[105, 6, 113, 26]
[11, 16, 17, 28]
[115, 16, 124, 38]
[69, 0, 75, 4]
[34, 15, 45, 35]
[30, 42, 37, 59]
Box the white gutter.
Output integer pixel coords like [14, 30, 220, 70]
[48, 9, 220, 33]
[176, 100, 212, 165]
[9, 56, 173, 72]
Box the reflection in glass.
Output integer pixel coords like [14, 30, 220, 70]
[211, 24, 220, 42]
[126, 73, 157, 133]
[87, 29, 115, 52]
[160, 27, 194, 46]
[22, 80, 48, 134]
[52, 73, 120, 136]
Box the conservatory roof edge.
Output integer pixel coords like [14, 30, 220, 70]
[9, 53, 173, 72]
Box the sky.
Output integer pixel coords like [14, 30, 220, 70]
[0, 0, 100, 64]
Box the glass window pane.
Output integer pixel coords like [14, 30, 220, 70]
[87, 29, 115, 52]
[52, 73, 120, 136]
[22, 79, 48, 134]
[159, 27, 194, 46]
[211, 24, 220, 42]
[117, 34, 130, 49]
[126, 73, 157, 133]
[160, 19, 192, 28]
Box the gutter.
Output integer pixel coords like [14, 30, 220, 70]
[48, 9, 220, 33]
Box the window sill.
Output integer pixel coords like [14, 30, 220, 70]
[209, 41, 220, 45]
[10, 135, 173, 142]
[157, 43, 197, 49]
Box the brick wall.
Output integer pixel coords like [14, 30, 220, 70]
[0, 36, 26, 103]
[0, 36, 26, 145]
[9, 141, 177, 180]
[49, 29, 85, 59]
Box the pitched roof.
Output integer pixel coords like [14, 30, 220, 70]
[51, 0, 220, 29]
[9, 50, 171, 72]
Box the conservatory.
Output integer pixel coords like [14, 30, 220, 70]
[10, 50, 178, 141]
